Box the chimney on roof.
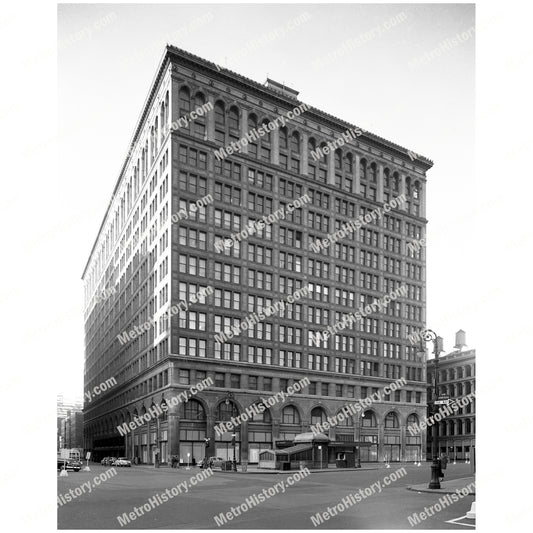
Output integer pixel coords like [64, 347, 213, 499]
[454, 330, 467, 350]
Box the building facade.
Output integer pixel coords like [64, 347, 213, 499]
[61, 410, 84, 450]
[57, 395, 83, 450]
[82, 45, 433, 465]
[426, 331, 476, 461]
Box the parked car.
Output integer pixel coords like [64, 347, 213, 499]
[112, 457, 132, 467]
[207, 457, 225, 468]
[101, 457, 117, 466]
[57, 458, 81, 472]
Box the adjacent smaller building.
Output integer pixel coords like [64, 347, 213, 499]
[61, 411, 84, 450]
[426, 330, 475, 461]
[57, 395, 84, 450]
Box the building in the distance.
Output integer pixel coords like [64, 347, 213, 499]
[57, 395, 83, 450]
[82, 45, 433, 465]
[61, 410, 84, 450]
[426, 330, 475, 461]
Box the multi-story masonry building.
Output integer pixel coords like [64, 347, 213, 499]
[426, 330, 476, 461]
[57, 395, 83, 450]
[61, 411, 84, 451]
[82, 45, 433, 465]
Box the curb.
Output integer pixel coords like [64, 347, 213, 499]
[215, 467, 381, 475]
[407, 486, 476, 496]
[407, 477, 476, 496]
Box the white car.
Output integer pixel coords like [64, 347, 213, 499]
[112, 457, 132, 467]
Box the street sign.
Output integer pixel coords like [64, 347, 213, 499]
[86, 452, 91, 460]
[435, 399, 451, 405]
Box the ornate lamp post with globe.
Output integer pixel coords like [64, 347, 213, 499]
[418, 329, 444, 489]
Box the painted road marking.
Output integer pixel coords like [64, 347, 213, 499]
[446, 514, 475, 527]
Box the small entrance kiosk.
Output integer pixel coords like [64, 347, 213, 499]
[258, 432, 330, 470]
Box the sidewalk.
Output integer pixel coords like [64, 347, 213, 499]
[219, 465, 382, 474]
[131, 464, 381, 474]
[408, 476, 476, 496]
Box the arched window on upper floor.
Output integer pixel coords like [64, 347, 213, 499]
[178, 87, 191, 134]
[214, 100, 225, 144]
[182, 399, 206, 420]
[291, 131, 300, 154]
[250, 404, 272, 423]
[279, 126, 288, 150]
[164, 91, 169, 129]
[346, 153, 353, 174]
[154, 116, 159, 154]
[290, 131, 300, 173]
[279, 127, 288, 169]
[334, 149, 342, 170]
[392, 171, 400, 193]
[406, 177, 412, 195]
[334, 148, 342, 189]
[260, 118, 271, 162]
[385, 412, 399, 429]
[159, 102, 165, 144]
[413, 180, 420, 200]
[282, 405, 300, 425]
[362, 410, 377, 427]
[248, 113, 258, 157]
[150, 125, 156, 165]
[216, 399, 238, 422]
[407, 413, 419, 427]
[193, 92, 207, 138]
[308, 137, 317, 180]
[160, 400, 168, 421]
[316, 142, 328, 183]
[359, 158, 368, 197]
[228, 105, 239, 142]
[311, 407, 327, 426]
[337, 409, 354, 426]
[369, 162, 377, 183]
[383, 168, 391, 202]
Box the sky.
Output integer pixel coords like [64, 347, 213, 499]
[54, 3, 476, 397]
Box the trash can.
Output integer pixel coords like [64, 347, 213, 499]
[281, 462, 291, 471]
[241, 461, 248, 473]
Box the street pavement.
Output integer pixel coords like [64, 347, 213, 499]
[57, 462, 475, 529]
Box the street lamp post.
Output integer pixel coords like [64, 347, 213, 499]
[356, 411, 365, 468]
[419, 329, 444, 490]
[231, 433, 237, 471]
[225, 391, 237, 472]
[203, 438, 210, 468]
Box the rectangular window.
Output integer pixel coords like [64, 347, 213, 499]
[178, 369, 190, 385]
[230, 374, 240, 389]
